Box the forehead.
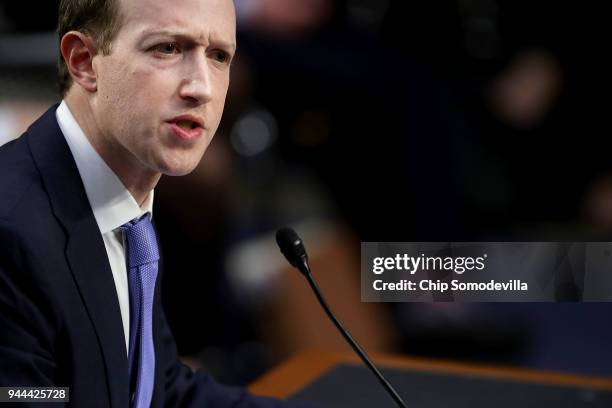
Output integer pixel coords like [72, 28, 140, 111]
[117, 0, 236, 43]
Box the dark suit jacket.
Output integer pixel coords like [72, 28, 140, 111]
[0, 106, 311, 407]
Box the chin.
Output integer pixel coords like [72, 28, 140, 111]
[162, 168, 196, 177]
[155, 157, 200, 177]
[148, 144, 208, 176]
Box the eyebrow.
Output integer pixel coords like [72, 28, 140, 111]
[139, 29, 237, 51]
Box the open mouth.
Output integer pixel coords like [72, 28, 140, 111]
[167, 116, 204, 140]
[175, 119, 200, 130]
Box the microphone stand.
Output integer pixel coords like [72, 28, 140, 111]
[297, 259, 408, 408]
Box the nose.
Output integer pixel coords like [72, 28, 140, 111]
[178, 52, 213, 105]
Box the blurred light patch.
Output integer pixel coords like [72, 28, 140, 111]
[235, 0, 332, 38]
[234, 0, 260, 25]
[230, 108, 278, 157]
[0, 32, 57, 66]
[0, 106, 18, 146]
[0, 102, 51, 145]
[225, 218, 332, 303]
[488, 50, 563, 129]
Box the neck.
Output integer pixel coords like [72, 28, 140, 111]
[64, 91, 161, 206]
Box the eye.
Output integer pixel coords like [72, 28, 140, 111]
[153, 42, 181, 55]
[212, 50, 229, 63]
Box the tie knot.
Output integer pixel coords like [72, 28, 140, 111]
[121, 213, 159, 267]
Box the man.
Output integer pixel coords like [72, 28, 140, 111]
[0, 0, 312, 406]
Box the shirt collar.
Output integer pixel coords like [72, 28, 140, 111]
[56, 100, 154, 234]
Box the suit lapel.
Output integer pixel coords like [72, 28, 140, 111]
[26, 106, 129, 408]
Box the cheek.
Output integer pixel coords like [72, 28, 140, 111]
[210, 77, 231, 126]
[99, 66, 166, 131]
[110, 70, 155, 109]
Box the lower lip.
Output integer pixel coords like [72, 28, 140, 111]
[167, 122, 203, 140]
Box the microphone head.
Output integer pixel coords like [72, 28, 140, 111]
[275, 227, 309, 273]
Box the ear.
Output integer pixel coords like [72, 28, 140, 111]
[60, 31, 99, 93]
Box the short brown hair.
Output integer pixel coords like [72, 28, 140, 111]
[57, 0, 123, 96]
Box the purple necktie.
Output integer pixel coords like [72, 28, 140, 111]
[122, 214, 158, 408]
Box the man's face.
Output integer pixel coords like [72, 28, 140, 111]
[90, 0, 236, 176]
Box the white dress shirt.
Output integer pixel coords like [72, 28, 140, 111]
[56, 101, 153, 354]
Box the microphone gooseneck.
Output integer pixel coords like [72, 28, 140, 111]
[275, 228, 408, 408]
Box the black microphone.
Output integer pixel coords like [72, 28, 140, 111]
[275, 227, 408, 408]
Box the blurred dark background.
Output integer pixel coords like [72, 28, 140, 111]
[2, 0, 611, 386]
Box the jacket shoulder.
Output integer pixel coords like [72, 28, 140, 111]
[0, 132, 45, 220]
